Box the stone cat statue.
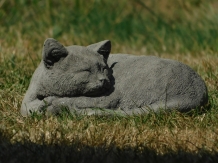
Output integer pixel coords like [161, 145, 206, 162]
[21, 38, 208, 116]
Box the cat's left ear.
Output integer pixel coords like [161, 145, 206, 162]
[42, 38, 68, 68]
[87, 40, 111, 61]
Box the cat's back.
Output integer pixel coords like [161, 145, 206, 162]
[108, 54, 182, 81]
[108, 54, 202, 81]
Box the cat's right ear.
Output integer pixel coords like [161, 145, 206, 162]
[87, 40, 111, 61]
[42, 38, 68, 68]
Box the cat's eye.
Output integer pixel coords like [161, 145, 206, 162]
[84, 68, 91, 73]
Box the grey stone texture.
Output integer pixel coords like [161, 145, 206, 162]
[21, 38, 208, 116]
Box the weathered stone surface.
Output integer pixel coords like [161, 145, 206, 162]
[21, 38, 208, 116]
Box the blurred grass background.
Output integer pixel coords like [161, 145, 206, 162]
[1, 0, 218, 162]
[0, 0, 218, 54]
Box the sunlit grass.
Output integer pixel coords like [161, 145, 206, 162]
[1, 0, 218, 162]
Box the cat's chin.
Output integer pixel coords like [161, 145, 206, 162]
[83, 87, 110, 97]
[83, 80, 112, 97]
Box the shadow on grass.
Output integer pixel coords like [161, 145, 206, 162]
[0, 133, 217, 163]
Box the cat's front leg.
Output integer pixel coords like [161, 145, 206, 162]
[45, 97, 91, 115]
[46, 96, 121, 116]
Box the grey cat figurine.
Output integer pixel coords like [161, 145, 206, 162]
[21, 38, 208, 116]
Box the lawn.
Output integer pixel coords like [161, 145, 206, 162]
[1, 0, 218, 162]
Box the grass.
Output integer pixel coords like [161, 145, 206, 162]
[1, 0, 218, 162]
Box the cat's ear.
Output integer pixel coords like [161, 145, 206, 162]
[87, 40, 111, 61]
[42, 38, 68, 68]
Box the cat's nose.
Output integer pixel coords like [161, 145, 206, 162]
[98, 74, 106, 83]
[98, 74, 110, 89]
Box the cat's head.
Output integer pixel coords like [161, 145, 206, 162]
[39, 38, 112, 97]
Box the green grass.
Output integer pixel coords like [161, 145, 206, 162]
[1, 0, 218, 162]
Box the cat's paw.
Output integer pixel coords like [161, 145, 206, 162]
[43, 96, 57, 104]
[46, 98, 69, 116]
[39, 96, 57, 113]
